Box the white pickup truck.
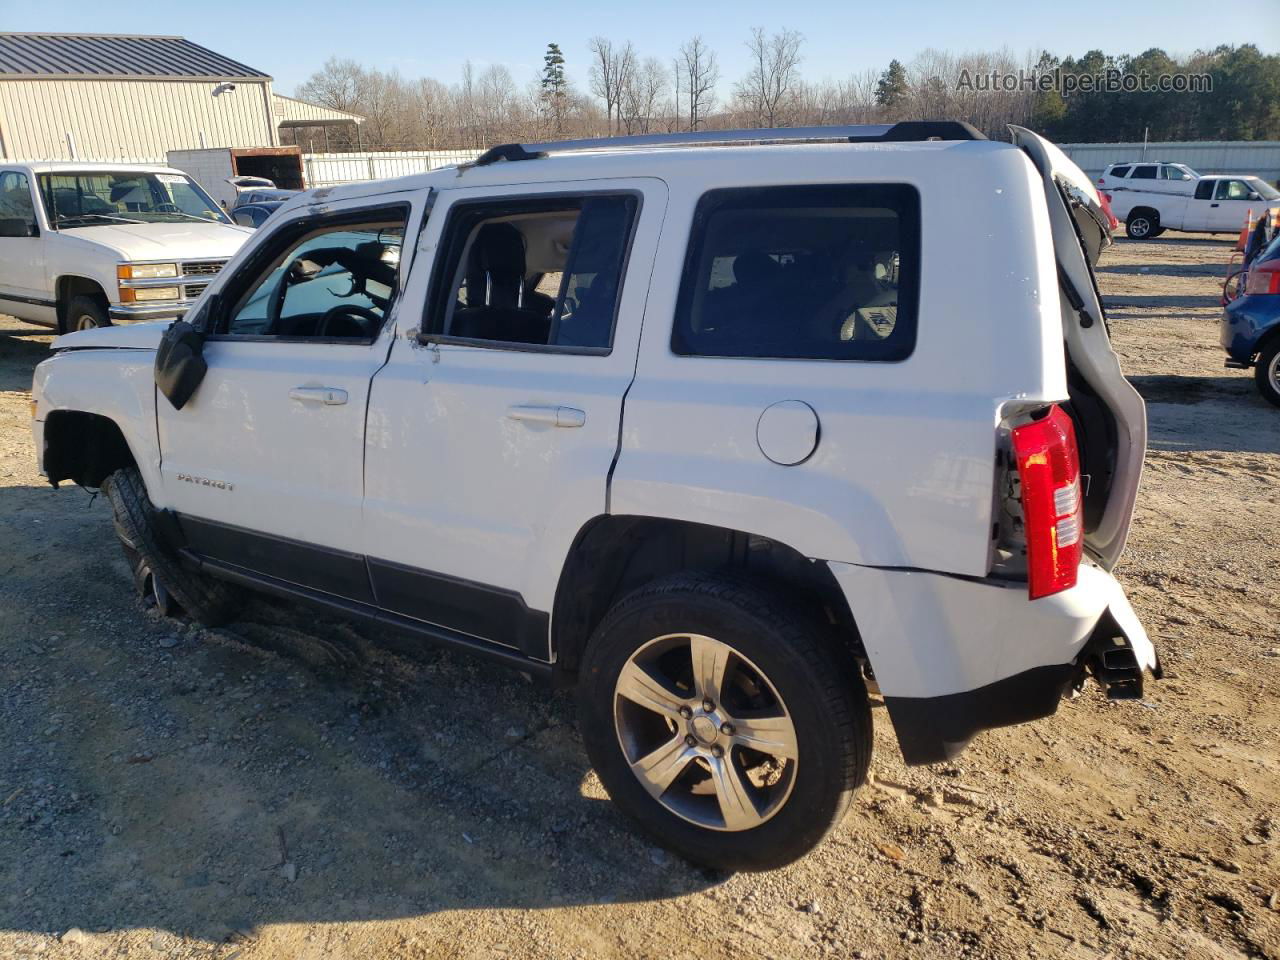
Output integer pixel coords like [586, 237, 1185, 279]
[1105, 173, 1280, 239]
[0, 162, 252, 331]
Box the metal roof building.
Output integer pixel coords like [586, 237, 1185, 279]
[0, 32, 359, 162]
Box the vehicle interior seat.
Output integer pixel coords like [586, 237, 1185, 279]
[451, 222, 554, 344]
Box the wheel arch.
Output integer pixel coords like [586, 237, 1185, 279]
[54, 275, 110, 332]
[551, 515, 863, 678]
[42, 410, 139, 488]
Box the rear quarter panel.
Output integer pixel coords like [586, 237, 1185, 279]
[611, 143, 1066, 576]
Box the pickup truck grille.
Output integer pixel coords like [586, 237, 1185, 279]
[181, 260, 226, 277]
[183, 282, 209, 300]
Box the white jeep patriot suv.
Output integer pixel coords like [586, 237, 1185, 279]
[31, 121, 1157, 870]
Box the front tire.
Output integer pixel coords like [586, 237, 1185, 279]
[1256, 340, 1280, 409]
[104, 467, 240, 626]
[577, 572, 871, 871]
[64, 294, 110, 333]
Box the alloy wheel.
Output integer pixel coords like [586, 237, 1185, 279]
[612, 632, 798, 832]
[74, 312, 101, 331]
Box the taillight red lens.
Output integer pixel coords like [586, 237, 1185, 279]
[1244, 264, 1280, 296]
[1010, 405, 1083, 600]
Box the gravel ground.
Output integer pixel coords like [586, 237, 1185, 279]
[0, 234, 1277, 959]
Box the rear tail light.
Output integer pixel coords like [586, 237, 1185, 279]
[1244, 263, 1280, 296]
[1010, 405, 1083, 600]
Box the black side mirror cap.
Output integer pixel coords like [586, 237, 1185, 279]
[154, 319, 208, 410]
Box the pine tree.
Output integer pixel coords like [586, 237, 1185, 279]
[542, 42, 568, 135]
[875, 59, 909, 110]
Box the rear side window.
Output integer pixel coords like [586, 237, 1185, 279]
[1108, 165, 1130, 179]
[1194, 180, 1215, 200]
[426, 193, 638, 352]
[671, 184, 920, 362]
[1130, 165, 1157, 179]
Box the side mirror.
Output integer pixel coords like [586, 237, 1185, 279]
[1248, 192, 1262, 201]
[0, 217, 36, 238]
[154, 319, 208, 410]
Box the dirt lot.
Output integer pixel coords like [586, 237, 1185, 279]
[1, 235, 1278, 960]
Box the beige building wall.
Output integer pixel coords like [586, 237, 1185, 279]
[0, 77, 278, 162]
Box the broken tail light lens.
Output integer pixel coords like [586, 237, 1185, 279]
[1011, 404, 1083, 600]
[1244, 263, 1280, 296]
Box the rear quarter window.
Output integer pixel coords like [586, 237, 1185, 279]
[671, 184, 921, 362]
[1108, 165, 1130, 178]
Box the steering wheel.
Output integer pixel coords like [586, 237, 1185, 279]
[316, 303, 381, 339]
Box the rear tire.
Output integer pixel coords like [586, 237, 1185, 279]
[577, 572, 871, 871]
[64, 294, 110, 333]
[1125, 212, 1158, 240]
[1256, 340, 1280, 409]
[104, 467, 240, 626]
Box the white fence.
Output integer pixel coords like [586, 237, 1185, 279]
[302, 149, 482, 188]
[1059, 141, 1280, 184]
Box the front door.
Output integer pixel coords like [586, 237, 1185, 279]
[363, 178, 667, 657]
[155, 191, 426, 601]
[1207, 179, 1260, 232]
[0, 170, 52, 325]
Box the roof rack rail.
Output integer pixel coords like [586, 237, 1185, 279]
[472, 120, 987, 166]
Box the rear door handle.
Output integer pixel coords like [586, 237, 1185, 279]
[289, 386, 348, 405]
[506, 404, 586, 428]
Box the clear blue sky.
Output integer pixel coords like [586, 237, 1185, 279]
[2, 0, 1277, 96]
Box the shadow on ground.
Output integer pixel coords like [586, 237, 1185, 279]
[1129, 374, 1280, 455]
[0, 481, 717, 945]
[0, 322, 53, 392]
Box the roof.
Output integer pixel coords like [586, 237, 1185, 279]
[272, 93, 364, 126]
[11, 161, 188, 175]
[0, 32, 269, 80]
[308, 137, 1012, 207]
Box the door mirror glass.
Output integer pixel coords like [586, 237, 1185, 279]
[154, 319, 208, 410]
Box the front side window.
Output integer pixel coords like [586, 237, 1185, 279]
[38, 171, 230, 227]
[1130, 165, 1157, 180]
[427, 194, 638, 351]
[1215, 179, 1255, 201]
[0, 171, 36, 226]
[220, 213, 405, 340]
[672, 184, 920, 362]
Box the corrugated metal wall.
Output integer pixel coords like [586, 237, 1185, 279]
[0, 78, 277, 161]
[302, 150, 482, 187]
[1060, 141, 1280, 183]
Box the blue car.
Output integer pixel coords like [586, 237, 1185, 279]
[1222, 232, 1280, 407]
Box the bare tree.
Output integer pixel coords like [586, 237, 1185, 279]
[735, 27, 804, 127]
[620, 56, 668, 134]
[588, 37, 636, 134]
[678, 36, 719, 131]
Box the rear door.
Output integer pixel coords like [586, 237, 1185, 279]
[362, 178, 666, 658]
[1011, 127, 1147, 569]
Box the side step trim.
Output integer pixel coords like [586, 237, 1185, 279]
[188, 552, 556, 682]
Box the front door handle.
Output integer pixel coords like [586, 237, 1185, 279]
[290, 386, 348, 405]
[1210, 202, 1220, 207]
[506, 404, 586, 428]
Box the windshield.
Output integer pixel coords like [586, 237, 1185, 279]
[38, 171, 231, 227]
[1247, 178, 1280, 201]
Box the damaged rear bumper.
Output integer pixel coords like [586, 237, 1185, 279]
[828, 561, 1157, 765]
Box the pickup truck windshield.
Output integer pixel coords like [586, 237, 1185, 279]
[38, 171, 231, 227]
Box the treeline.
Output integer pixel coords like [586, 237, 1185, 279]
[289, 36, 1280, 152]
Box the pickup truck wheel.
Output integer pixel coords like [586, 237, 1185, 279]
[104, 467, 240, 626]
[577, 572, 871, 871]
[1256, 340, 1280, 408]
[1125, 214, 1157, 240]
[66, 295, 109, 333]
